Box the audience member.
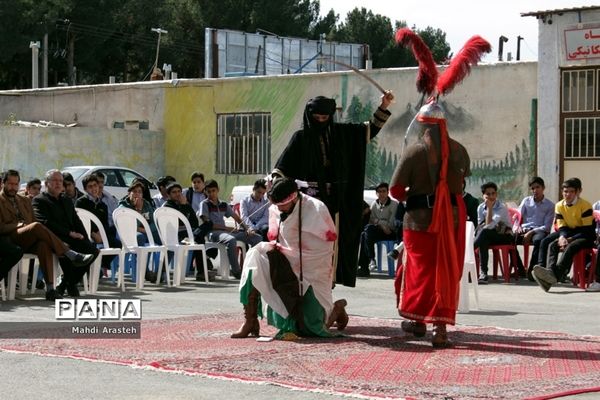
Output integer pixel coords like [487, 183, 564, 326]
[33, 170, 99, 297]
[24, 178, 42, 199]
[0, 169, 93, 300]
[532, 178, 595, 292]
[240, 179, 269, 241]
[75, 174, 121, 271]
[62, 172, 84, 205]
[463, 180, 480, 225]
[152, 175, 176, 208]
[162, 182, 215, 281]
[95, 172, 119, 229]
[199, 179, 261, 279]
[474, 182, 514, 284]
[0, 235, 23, 285]
[357, 182, 398, 277]
[516, 177, 554, 280]
[184, 171, 207, 213]
[117, 180, 161, 282]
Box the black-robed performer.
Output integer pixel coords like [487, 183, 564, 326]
[272, 91, 394, 287]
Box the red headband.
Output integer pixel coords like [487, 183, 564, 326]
[273, 192, 298, 206]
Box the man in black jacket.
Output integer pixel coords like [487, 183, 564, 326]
[33, 170, 99, 297]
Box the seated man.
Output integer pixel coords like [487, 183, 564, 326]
[588, 200, 600, 292]
[0, 235, 23, 285]
[240, 179, 270, 241]
[516, 177, 554, 280]
[0, 169, 93, 300]
[162, 182, 216, 280]
[33, 170, 99, 297]
[199, 179, 261, 279]
[231, 177, 348, 339]
[75, 174, 121, 271]
[474, 182, 514, 284]
[357, 182, 399, 277]
[532, 178, 595, 292]
[152, 175, 176, 208]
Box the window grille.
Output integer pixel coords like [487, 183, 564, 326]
[564, 117, 600, 158]
[216, 113, 271, 174]
[562, 69, 594, 112]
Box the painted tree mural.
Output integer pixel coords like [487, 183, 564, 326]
[343, 94, 399, 188]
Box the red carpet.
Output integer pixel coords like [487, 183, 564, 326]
[1, 314, 600, 400]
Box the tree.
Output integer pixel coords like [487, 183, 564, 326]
[0, 0, 451, 88]
[334, 8, 393, 68]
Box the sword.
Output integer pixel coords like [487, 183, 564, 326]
[318, 57, 387, 95]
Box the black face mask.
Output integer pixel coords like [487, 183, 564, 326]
[309, 117, 330, 129]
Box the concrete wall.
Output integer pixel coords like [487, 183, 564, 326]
[536, 8, 600, 201]
[0, 126, 164, 182]
[0, 62, 537, 202]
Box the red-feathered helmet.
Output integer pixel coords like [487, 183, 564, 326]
[395, 28, 491, 143]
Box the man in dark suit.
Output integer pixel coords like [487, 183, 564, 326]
[1, 170, 93, 300]
[32, 169, 98, 297]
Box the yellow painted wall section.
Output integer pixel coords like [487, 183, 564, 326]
[163, 77, 310, 195]
[164, 86, 216, 184]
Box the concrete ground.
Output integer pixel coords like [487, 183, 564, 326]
[1, 268, 599, 399]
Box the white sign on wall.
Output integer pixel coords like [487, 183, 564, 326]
[564, 24, 600, 61]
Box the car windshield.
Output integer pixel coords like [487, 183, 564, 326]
[62, 167, 90, 180]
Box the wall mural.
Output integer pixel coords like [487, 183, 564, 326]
[344, 94, 535, 203]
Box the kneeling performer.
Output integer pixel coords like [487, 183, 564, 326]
[231, 178, 348, 339]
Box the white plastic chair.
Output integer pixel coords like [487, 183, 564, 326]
[154, 207, 211, 285]
[76, 208, 124, 293]
[7, 253, 60, 299]
[113, 207, 166, 290]
[459, 221, 480, 313]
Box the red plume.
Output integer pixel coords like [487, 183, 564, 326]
[437, 35, 491, 96]
[395, 28, 438, 96]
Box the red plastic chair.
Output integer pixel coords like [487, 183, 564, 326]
[571, 247, 596, 289]
[508, 207, 530, 268]
[475, 244, 519, 283]
[490, 245, 519, 282]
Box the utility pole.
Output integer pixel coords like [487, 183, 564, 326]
[151, 28, 168, 74]
[29, 41, 40, 89]
[516, 36, 524, 61]
[43, 32, 48, 87]
[498, 35, 508, 61]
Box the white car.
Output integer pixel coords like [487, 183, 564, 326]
[61, 166, 159, 199]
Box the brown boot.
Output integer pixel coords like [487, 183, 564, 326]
[326, 299, 349, 330]
[401, 320, 427, 337]
[231, 287, 260, 338]
[432, 323, 452, 348]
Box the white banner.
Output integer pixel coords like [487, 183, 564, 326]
[564, 24, 600, 61]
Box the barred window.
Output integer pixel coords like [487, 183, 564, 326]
[216, 113, 271, 174]
[564, 117, 600, 158]
[562, 69, 594, 112]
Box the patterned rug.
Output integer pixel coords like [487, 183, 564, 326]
[1, 314, 600, 400]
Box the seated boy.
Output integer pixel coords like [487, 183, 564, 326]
[199, 179, 261, 279]
[532, 178, 595, 292]
[474, 182, 514, 283]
